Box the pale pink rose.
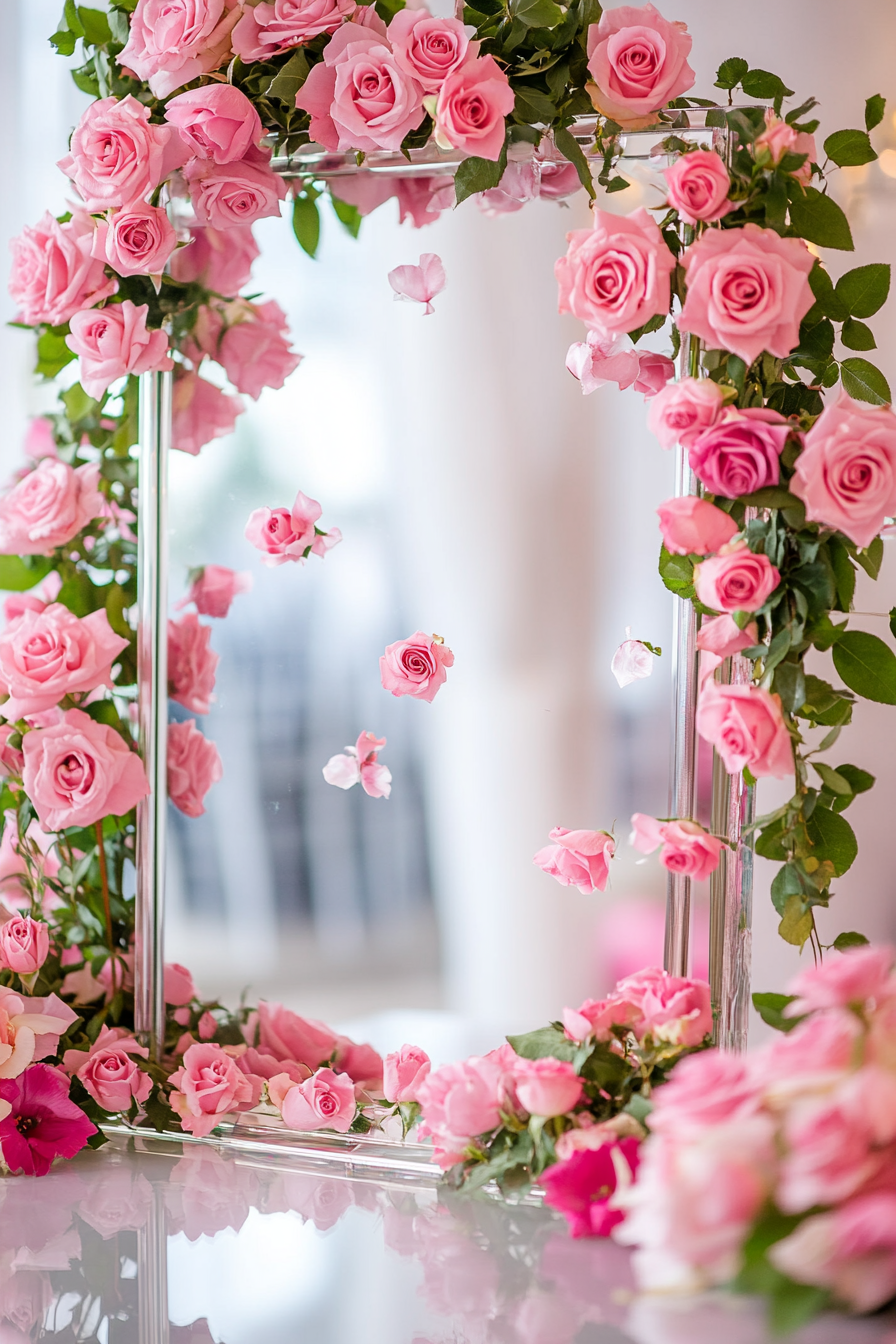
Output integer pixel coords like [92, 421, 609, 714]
[383, 1043, 431, 1102]
[91, 201, 177, 280]
[172, 370, 244, 456]
[237, 1049, 310, 1090]
[217, 299, 302, 398]
[678, 223, 815, 366]
[296, 23, 425, 153]
[688, 407, 792, 499]
[66, 301, 173, 402]
[754, 111, 816, 185]
[555, 207, 675, 338]
[244, 489, 341, 566]
[566, 331, 640, 395]
[633, 350, 675, 397]
[417, 1054, 506, 1163]
[57, 95, 189, 211]
[8, 211, 116, 328]
[611, 632, 655, 687]
[770, 1192, 896, 1314]
[184, 151, 289, 230]
[513, 1057, 583, 1118]
[233, 0, 356, 57]
[663, 149, 731, 225]
[0, 604, 128, 720]
[434, 54, 514, 161]
[586, 3, 695, 124]
[0, 917, 49, 976]
[656, 495, 739, 556]
[62, 1025, 151, 1113]
[168, 1041, 260, 1137]
[786, 944, 895, 1016]
[697, 681, 793, 779]
[396, 175, 455, 226]
[537, 158, 583, 201]
[21, 707, 149, 831]
[334, 1037, 383, 1089]
[561, 996, 641, 1042]
[280, 1065, 357, 1132]
[696, 613, 758, 659]
[257, 1000, 339, 1070]
[790, 391, 896, 549]
[630, 813, 724, 882]
[388, 9, 471, 90]
[0, 727, 24, 778]
[693, 540, 780, 613]
[0, 1272, 53, 1333]
[0, 987, 77, 1075]
[647, 1049, 761, 1137]
[616, 966, 712, 1047]
[533, 827, 615, 894]
[380, 631, 454, 702]
[267, 1071, 298, 1111]
[168, 612, 219, 715]
[119, 0, 241, 99]
[176, 564, 252, 618]
[165, 962, 196, 1006]
[761, 1008, 862, 1081]
[167, 719, 223, 818]
[322, 730, 392, 799]
[478, 161, 538, 219]
[647, 377, 726, 450]
[165, 84, 263, 164]
[24, 419, 59, 463]
[388, 253, 446, 315]
[169, 222, 259, 294]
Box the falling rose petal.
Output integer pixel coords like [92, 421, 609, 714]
[322, 751, 361, 790]
[611, 628, 657, 688]
[566, 331, 640, 395]
[388, 253, 446, 315]
[322, 732, 391, 799]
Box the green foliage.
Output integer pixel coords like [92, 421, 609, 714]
[832, 630, 896, 703]
[865, 94, 886, 131]
[823, 127, 878, 167]
[787, 185, 854, 251]
[836, 262, 891, 317]
[840, 356, 892, 403]
[292, 193, 321, 258]
[506, 1026, 577, 1062]
[454, 151, 507, 205]
[807, 805, 858, 876]
[331, 194, 363, 239]
[714, 57, 749, 90]
[265, 49, 311, 103]
[0, 556, 54, 592]
[752, 992, 801, 1033]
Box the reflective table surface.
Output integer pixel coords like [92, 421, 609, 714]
[1, 1140, 894, 1344]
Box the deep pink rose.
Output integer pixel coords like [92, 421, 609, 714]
[383, 1044, 431, 1103]
[541, 1137, 640, 1237]
[184, 151, 289, 229]
[176, 564, 252, 618]
[169, 1042, 260, 1137]
[647, 376, 726, 450]
[697, 681, 793, 779]
[0, 917, 49, 976]
[57, 95, 188, 211]
[0, 604, 128, 719]
[379, 631, 454, 702]
[66, 301, 173, 402]
[694, 541, 780, 613]
[586, 3, 694, 125]
[217, 300, 302, 399]
[663, 149, 731, 225]
[91, 201, 177, 279]
[172, 370, 244, 456]
[791, 391, 896, 548]
[513, 1058, 583, 1118]
[770, 1192, 896, 1314]
[22, 707, 149, 831]
[388, 9, 472, 91]
[688, 407, 792, 498]
[257, 1001, 339, 1070]
[616, 967, 712, 1047]
[555, 207, 675, 338]
[244, 489, 341, 566]
[648, 1050, 761, 1137]
[754, 111, 816, 185]
[787, 944, 895, 1016]
[168, 612, 219, 715]
[0, 1063, 96, 1176]
[656, 495, 738, 556]
[165, 84, 262, 164]
[630, 813, 724, 882]
[296, 23, 425, 154]
[678, 223, 815, 366]
[169, 222, 259, 294]
[8, 211, 116, 327]
[167, 719, 223, 818]
[434, 54, 514, 161]
[62, 1025, 152, 1113]
[533, 827, 615, 894]
[567, 331, 640, 394]
[322, 730, 392, 799]
[417, 1054, 507, 1164]
[280, 1066, 357, 1132]
[696, 613, 758, 659]
[233, 0, 356, 57]
[633, 350, 675, 397]
[120, 0, 241, 99]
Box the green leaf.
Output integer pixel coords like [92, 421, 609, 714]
[769, 1284, 830, 1336]
[50, 28, 78, 55]
[553, 126, 595, 200]
[752, 991, 801, 1032]
[604, 175, 630, 194]
[331, 194, 362, 239]
[36, 327, 76, 380]
[823, 127, 877, 167]
[658, 545, 694, 598]
[832, 629, 896, 703]
[834, 930, 870, 950]
[808, 262, 850, 321]
[292, 194, 320, 258]
[454, 149, 506, 205]
[513, 87, 557, 124]
[507, 1026, 577, 1062]
[835, 262, 891, 318]
[779, 893, 813, 948]
[62, 382, 98, 423]
[770, 862, 804, 916]
[57, 570, 99, 618]
[788, 185, 854, 251]
[509, 0, 563, 25]
[837, 763, 875, 795]
[840, 356, 891, 404]
[865, 94, 886, 132]
[714, 56, 748, 90]
[827, 537, 856, 610]
[856, 534, 885, 579]
[741, 69, 793, 103]
[265, 49, 311, 103]
[812, 761, 852, 795]
[0, 556, 54, 593]
[78, 7, 113, 44]
[807, 805, 858, 876]
[64, 0, 85, 36]
[840, 317, 875, 350]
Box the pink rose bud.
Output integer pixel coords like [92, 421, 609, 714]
[566, 331, 640, 395]
[611, 629, 657, 687]
[323, 731, 392, 799]
[697, 681, 793, 779]
[433, 54, 515, 162]
[280, 1066, 357, 1133]
[267, 1071, 298, 1111]
[22, 708, 149, 832]
[383, 1044, 432, 1103]
[168, 613, 219, 716]
[380, 632, 454, 702]
[8, 211, 116, 328]
[688, 407, 793, 499]
[0, 916, 49, 975]
[91, 201, 177, 279]
[694, 541, 780, 613]
[647, 377, 726, 450]
[119, 0, 242, 100]
[167, 719, 223, 818]
[244, 490, 341, 567]
[533, 827, 615, 894]
[66, 301, 174, 402]
[633, 351, 676, 398]
[177, 564, 253, 619]
[0, 604, 129, 720]
[556, 208, 676, 339]
[63, 1025, 152, 1113]
[696, 613, 758, 659]
[630, 813, 724, 882]
[0, 459, 106, 557]
[663, 149, 732, 225]
[657, 496, 739, 557]
[233, 0, 356, 58]
[164, 84, 264, 164]
[172, 370, 244, 457]
[168, 1042, 260, 1138]
[388, 254, 446, 316]
[754, 111, 816, 184]
[513, 1057, 583, 1118]
[198, 1011, 218, 1042]
[586, 3, 695, 125]
[164, 962, 196, 1007]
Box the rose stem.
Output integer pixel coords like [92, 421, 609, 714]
[95, 820, 116, 993]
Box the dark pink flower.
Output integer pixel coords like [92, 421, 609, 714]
[540, 1137, 640, 1237]
[0, 1063, 96, 1176]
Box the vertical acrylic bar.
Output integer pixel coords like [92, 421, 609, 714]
[135, 370, 170, 1062]
[138, 1185, 170, 1344]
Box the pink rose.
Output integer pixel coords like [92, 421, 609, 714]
[62, 1025, 152, 1113]
[165, 84, 263, 164]
[167, 719, 223, 818]
[388, 9, 472, 91]
[616, 966, 712, 1047]
[77, 1167, 154, 1238]
[244, 489, 341, 566]
[693, 541, 780, 613]
[417, 1054, 506, 1163]
[168, 612, 219, 715]
[91, 201, 177, 280]
[184, 152, 289, 230]
[633, 350, 675, 397]
[688, 407, 792, 498]
[678, 223, 815, 366]
[663, 149, 731, 225]
[383, 1043, 431, 1103]
[257, 1001, 339, 1070]
[296, 23, 425, 154]
[434, 54, 514, 162]
[169, 222, 259, 294]
[541, 1137, 640, 1238]
[334, 1037, 383, 1089]
[786, 944, 895, 1016]
[566, 331, 640, 395]
[696, 613, 758, 659]
[176, 564, 252, 618]
[169, 1042, 260, 1137]
[647, 377, 726, 450]
[656, 496, 739, 556]
[770, 1192, 896, 1314]
[537, 158, 582, 201]
[233, 0, 356, 57]
[648, 1050, 761, 1137]
[0, 917, 49, 976]
[0, 987, 77, 1078]
[8, 211, 116, 328]
[791, 391, 896, 549]
[555, 208, 675, 338]
[761, 1008, 862, 1080]
[754, 111, 816, 185]
[0, 604, 129, 720]
[217, 300, 302, 399]
[172, 371, 244, 456]
[57, 95, 188, 211]
[280, 1066, 357, 1132]
[696, 681, 793, 779]
[22, 707, 149, 831]
[120, 0, 241, 99]
[630, 813, 724, 882]
[379, 631, 454, 702]
[513, 1058, 583, 1118]
[164, 962, 196, 1006]
[611, 634, 655, 687]
[532, 827, 615, 894]
[562, 996, 641, 1042]
[586, 3, 694, 125]
[66, 301, 173, 402]
[395, 175, 455, 226]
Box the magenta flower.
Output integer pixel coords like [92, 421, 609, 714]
[0, 1063, 97, 1176]
[540, 1137, 640, 1238]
